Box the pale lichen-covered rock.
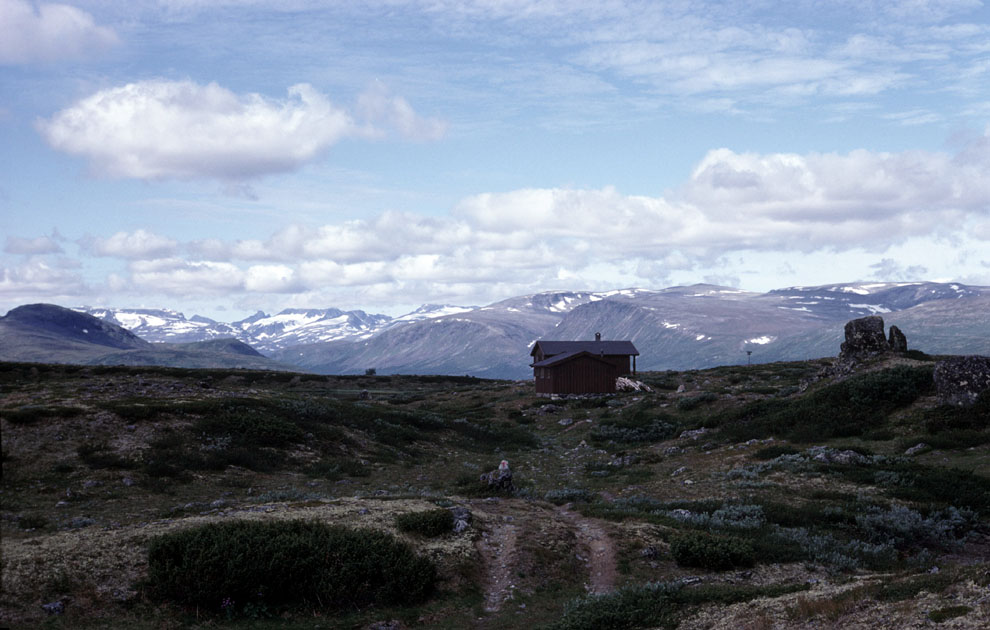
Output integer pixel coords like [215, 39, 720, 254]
[480, 460, 514, 492]
[934, 355, 990, 406]
[616, 377, 653, 392]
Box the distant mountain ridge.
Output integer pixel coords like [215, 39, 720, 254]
[3, 281, 988, 377]
[0, 304, 291, 370]
[76, 303, 472, 352]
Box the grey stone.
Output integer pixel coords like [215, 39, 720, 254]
[934, 355, 990, 406]
[810, 447, 867, 465]
[888, 325, 908, 352]
[450, 506, 472, 523]
[64, 516, 96, 529]
[480, 462, 514, 492]
[679, 428, 709, 440]
[905, 443, 929, 456]
[558, 418, 574, 426]
[42, 600, 65, 615]
[839, 316, 889, 358]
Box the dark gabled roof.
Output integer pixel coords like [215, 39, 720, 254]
[530, 350, 619, 368]
[530, 340, 639, 357]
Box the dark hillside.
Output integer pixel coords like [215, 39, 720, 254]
[2, 353, 988, 629]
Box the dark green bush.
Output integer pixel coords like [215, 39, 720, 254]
[545, 487, 595, 504]
[77, 442, 138, 470]
[542, 580, 807, 630]
[194, 410, 305, 447]
[3, 405, 84, 425]
[924, 391, 990, 434]
[928, 605, 972, 623]
[715, 366, 934, 443]
[676, 392, 718, 412]
[544, 581, 681, 630]
[394, 508, 454, 537]
[591, 410, 677, 444]
[868, 572, 954, 602]
[146, 520, 436, 613]
[669, 531, 755, 571]
[305, 456, 369, 480]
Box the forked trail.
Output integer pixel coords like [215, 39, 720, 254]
[471, 500, 618, 613]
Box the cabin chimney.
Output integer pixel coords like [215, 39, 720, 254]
[595, 332, 601, 341]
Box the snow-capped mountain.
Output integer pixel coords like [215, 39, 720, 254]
[56, 281, 990, 379]
[78, 308, 237, 343]
[77, 304, 469, 353]
[231, 308, 392, 352]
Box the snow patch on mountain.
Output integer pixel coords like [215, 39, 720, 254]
[747, 336, 776, 345]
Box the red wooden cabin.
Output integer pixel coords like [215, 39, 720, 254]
[530, 333, 639, 395]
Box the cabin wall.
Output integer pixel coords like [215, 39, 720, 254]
[535, 356, 619, 394]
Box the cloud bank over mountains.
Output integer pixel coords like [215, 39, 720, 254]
[2, 1, 989, 318]
[5, 128, 989, 311]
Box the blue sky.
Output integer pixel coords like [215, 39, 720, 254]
[2, 0, 989, 320]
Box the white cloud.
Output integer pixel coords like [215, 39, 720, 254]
[83, 229, 178, 259]
[356, 81, 448, 141]
[0, 258, 86, 300]
[244, 264, 301, 293]
[53, 136, 990, 302]
[38, 80, 444, 182]
[128, 259, 244, 294]
[0, 0, 119, 65]
[4, 235, 63, 255]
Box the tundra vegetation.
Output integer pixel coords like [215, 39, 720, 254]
[1, 356, 989, 629]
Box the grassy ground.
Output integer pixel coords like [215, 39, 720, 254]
[2, 357, 988, 629]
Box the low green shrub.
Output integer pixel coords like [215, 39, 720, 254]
[868, 572, 955, 602]
[928, 605, 972, 623]
[676, 392, 718, 412]
[305, 456, 370, 480]
[545, 487, 594, 505]
[394, 508, 454, 537]
[714, 366, 934, 443]
[77, 442, 138, 470]
[669, 531, 755, 571]
[146, 520, 437, 614]
[194, 410, 305, 447]
[591, 412, 676, 444]
[543, 580, 808, 630]
[543, 581, 682, 630]
[751, 445, 799, 460]
[3, 405, 84, 425]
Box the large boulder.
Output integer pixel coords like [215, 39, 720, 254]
[839, 316, 890, 358]
[934, 355, 990, 406]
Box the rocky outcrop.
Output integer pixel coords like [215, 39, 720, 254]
[839, 316, 891, 359]
[934, 355, 990, 406]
